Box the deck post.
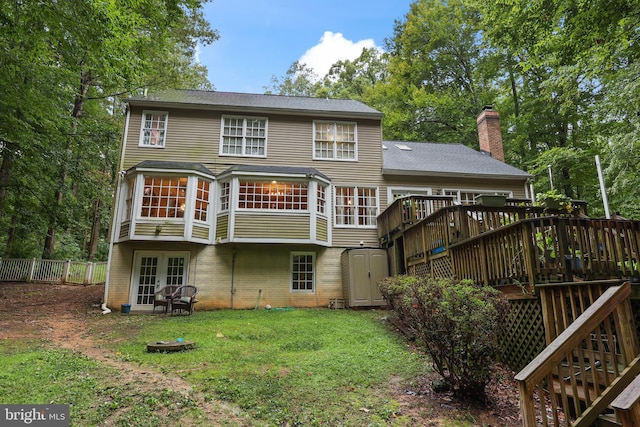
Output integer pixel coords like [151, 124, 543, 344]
[521, 221, 537, 288]
[556, 218, 573, 282]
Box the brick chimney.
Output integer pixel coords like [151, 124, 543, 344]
[477, 105, 504, 162]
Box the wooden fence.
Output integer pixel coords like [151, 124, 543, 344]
[0, 258, 107, 285]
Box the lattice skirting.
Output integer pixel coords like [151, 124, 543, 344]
[431, 256, 453, 279]
[500, 297, 546, 371]
[407, 257, 452, 279]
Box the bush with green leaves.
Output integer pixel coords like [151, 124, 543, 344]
[379, 275, 509, 401]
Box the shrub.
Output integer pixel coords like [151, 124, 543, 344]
[379, 276, 509, 401]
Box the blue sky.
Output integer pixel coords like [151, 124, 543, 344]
[199, 0, 415, 93]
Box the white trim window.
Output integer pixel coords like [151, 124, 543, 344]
[141, 176, 188, 218]
[317, 184, 327, 215]
[220, 116, 267, 157]
[442, 189, 512, 205]
[313, 121, 357, 160]
[238, 180, 308, 211]
[194, 179, 210, 222]
[219, 181, 230, 212]
[139, 111, 168, 147]
[124, 177, 135, 220]
[334, 186, 378, 227]
[291, 252, 315, 292]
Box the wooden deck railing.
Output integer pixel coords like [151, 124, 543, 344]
[377, 195, 456, 243]
[406, 214, 640, 287]
[611, 372, 640, 426]
[516, 282, 640, 426]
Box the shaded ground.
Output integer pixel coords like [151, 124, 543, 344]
[0, 282, 522, 426]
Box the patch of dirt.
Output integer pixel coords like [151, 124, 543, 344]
[0, 282, 522, 426]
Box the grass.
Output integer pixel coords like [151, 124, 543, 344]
[1, 309, 430, 426]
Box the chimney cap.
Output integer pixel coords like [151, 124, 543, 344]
[482, 105, 494, 111]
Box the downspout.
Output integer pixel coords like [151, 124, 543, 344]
[102, 104, 131, 314]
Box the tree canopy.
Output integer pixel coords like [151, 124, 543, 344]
[270, 0, 640, 219]
[0, 0, 216, 259]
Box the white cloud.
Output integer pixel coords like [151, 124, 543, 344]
[299, 31, 377, 78]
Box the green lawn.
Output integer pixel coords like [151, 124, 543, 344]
[1, 309, 430, 426]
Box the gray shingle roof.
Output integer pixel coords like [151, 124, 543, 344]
[382, 141, 532, 179]
[127, 89, 383, 118]
[127, 160, 215, 177]
[218, 164, 330, 181]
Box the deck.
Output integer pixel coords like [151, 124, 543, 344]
[377, 196, 640, 426]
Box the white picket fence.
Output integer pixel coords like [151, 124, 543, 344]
[0, 258, 107, 285]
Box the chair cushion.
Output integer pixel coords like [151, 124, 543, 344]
[155, 294, 165, 301]
[179, 296, 191, 304]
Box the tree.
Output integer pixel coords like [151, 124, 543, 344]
[0, 0, 218, 259]
[473, 0, 640, 216]
[265, 61, 322, 96]
[372, 0, 499, 146]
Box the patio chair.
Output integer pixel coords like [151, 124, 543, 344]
[170, 285, 199, 315]
[153, 285, 180, 314]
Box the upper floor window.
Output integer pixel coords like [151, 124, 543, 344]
[140, 111, 168, 147]
[238, 181, 308, 211]
[141, 176, 188, 218]
[221, 116, 267, 157]
[334, 186, 378, 227]
[313, 122, 356, 160]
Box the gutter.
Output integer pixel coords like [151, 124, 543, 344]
[103, 104, 131, 314]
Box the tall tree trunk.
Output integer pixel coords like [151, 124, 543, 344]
[88, 198, 101, 260]
[0, 141, 16, 223]
[43, 71, 92, 258]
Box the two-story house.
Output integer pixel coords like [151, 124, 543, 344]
[104, 90, 532, 311]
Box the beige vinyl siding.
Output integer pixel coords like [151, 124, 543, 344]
[123, 108, 219, 169]
[135, 223, 185, 237]
[316, 217, 328, 242]
[192, 225, 210, 240]
[216, 215, 229, 240]
[234, 214, 310, 239]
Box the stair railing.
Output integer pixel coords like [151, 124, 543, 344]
[515, 282, 640, 426]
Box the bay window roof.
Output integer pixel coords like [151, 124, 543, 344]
[218, 164, 330, 182]
[125, 160, 215, 177]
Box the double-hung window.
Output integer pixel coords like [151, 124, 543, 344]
[140, 111, 168, 147]
[221, 116, 267, 157]
[194, 179, 210, 222]
[334, 186, 378, 227]
[313, 121, 356, 160]
[291, 252, 315, 292]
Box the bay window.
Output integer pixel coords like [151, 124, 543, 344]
[194, 179, 210, 221]
[141, 177, 188, 218]
[238, 181, 308, 211]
